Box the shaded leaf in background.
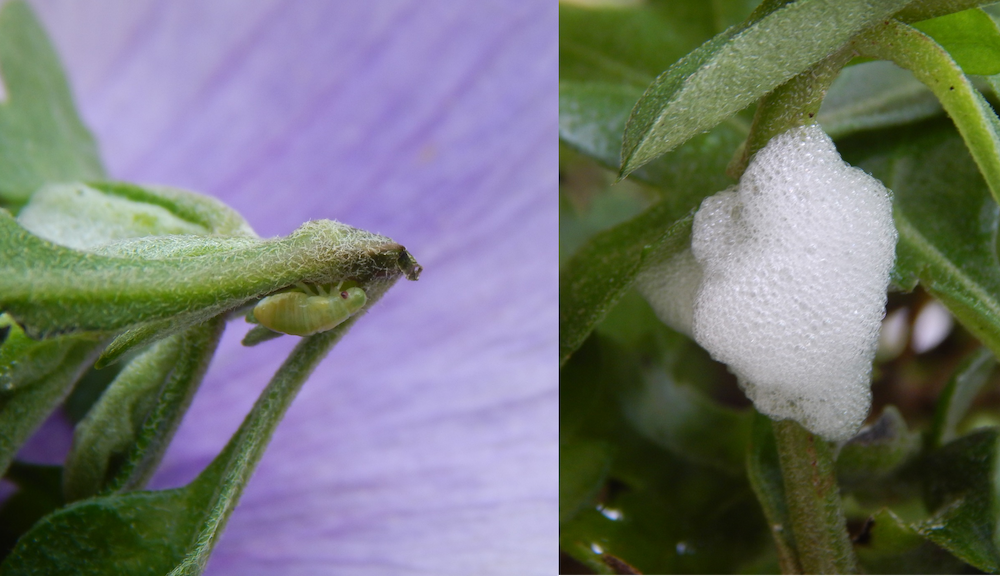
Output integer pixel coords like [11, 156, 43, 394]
[854, 508, 968, 574]
[914, 8, 1000, 75]
[818, 61, 943, 139]
[843, 120, 1000, 360]
[0, 463, 62, 558]
[914, 429, 1000, 572]
[560, 335, 770, 574]
[620, 366, 751, 476]
[559, 440, 613, 524]
[0, 1, 102, 209]
[929, 347, 997, 448]
[559, 0, 759, 88]
[836, 406, 922, 504]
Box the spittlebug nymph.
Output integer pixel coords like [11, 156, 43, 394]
[253, 282, 367, 336]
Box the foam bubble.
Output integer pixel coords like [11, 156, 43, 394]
[690, 125, 896, 440]
[635, 248, 702, 337]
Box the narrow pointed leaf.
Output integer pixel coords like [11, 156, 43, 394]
[559, 206, 691, 366]
[0, 211, 417, 338]
[620, 0, 913, 177]
[241, 324, 282, 347]
[929, 347, 997, 448]
[559, 81, 743, 197]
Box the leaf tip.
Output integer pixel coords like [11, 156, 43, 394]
[398, 249, 422, 281]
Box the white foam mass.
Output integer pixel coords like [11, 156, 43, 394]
[635, 248, 702, 337]
[689, 125, 897, 440]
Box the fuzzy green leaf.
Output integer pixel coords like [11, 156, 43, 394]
[559, 207, 691, 366]
[0, 209, 418, 339]
[16, 182, 255, 249]
[559, 81, 743, 197]
[0, 2, 103, 209]
[63, 318, 224, 502]
[0, 319, 103, 478]
[619, 0, 913, 177]
[0, 292, 389, 575]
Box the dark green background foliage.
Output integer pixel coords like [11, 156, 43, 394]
[561, 0, 1000, 573]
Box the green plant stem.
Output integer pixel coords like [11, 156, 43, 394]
[852, 18, 1000, 207]
[746, 413, 803, 574]
[728, 47, 854, 178]
[773, 420, 858, 574]
[168, 325, 348, 576]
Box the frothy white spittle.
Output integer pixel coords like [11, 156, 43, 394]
[635, 248, 702, 337]
[690, 125, 896, 440]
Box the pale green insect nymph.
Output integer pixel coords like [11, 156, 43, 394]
[253, 282, 367, 336]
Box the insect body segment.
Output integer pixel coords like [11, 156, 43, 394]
[253, 283, 367, 336]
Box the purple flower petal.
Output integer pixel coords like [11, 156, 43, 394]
[29, 1, 556, 573]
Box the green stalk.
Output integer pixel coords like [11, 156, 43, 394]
[728, 46, 854, 178]
[773, 420, 858, 574]
[852, 18, 1000, 207]
[730, 41, 862, 574]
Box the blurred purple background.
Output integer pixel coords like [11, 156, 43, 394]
[22, 1, 556, 574]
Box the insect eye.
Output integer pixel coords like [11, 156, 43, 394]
[340, 291, 349, 299]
